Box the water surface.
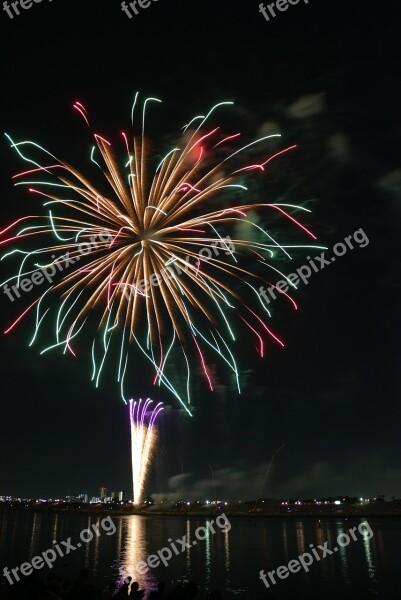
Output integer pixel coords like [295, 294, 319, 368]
[0, 510, 398, 598]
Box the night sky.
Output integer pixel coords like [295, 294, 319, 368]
[0, 0, 400, 501]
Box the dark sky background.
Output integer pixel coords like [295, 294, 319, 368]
[0, 0, 400, 501]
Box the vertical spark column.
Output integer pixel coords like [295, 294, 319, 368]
[129, 398, 164, 504]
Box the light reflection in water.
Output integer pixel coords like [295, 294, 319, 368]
[116, 517, 123, 555]
[0, 512, 392, 599]
[84, 516, 92, 566]
[51, 513, 59, 543]
[325, 527, 333, 549]
[224, 527, 231, 592]
[361, 523, 376, 581]
[295, 521, 305, 556]
[0, 512, 8, 546]
[10, 513, 20, 553]
[295, 521, 309, 582]
[315, 523, 331, 578]
[335, 522, 350, 586]
[282, 522, 288, 562]
[204, 523, 211, 589]
[315, 524, 325, 548]
[186, 520, 191, 576]
[92, 518, 102, 573]
[29, 513, 41, 559]
[361, 523, 380, 598]
[120, 516, 157, 592]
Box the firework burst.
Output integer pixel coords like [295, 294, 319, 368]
[2, 95, 325, 412]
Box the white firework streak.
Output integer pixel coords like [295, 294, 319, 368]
[129, 398, 164, 504]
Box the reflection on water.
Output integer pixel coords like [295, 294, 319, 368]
[363, 526, 375, 580]
[83, 517, 92, 567]
[281, 521, 288, 562]
[335, 522, 350, 587]
[361, 521, 379, 597]
[314, 522, 331, 579]
[119, 517, 157, 592]
[51, 514, 59, 543]
[28, 513, 41, 559]
[185, 520, 191, 577]
[224, 527, 231, 593]
[0, 512, 395, 599]
[295, 520, 305, 558]
[92, 518, 102, 573]
[204, 522, 211, 590]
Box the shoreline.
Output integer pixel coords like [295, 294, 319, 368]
[1, 506, 401, 519]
